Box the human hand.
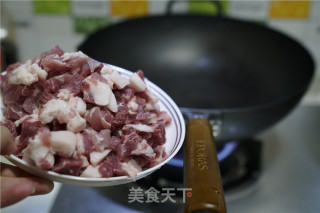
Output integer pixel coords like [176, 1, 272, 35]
[1, 125, 54, 208]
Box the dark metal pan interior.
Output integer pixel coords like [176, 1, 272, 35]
[79, 15, 314, 111]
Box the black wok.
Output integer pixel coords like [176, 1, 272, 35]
[78, 14, 314, 143]
[78, 2, 314, 212]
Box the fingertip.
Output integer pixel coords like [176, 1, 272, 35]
[47, 180, 55, 192]
[29, 178, 54, 195]
[44, 180, 54, 193]
[0, 125, 16, 155]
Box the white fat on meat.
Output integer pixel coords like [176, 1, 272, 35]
[121, 159, 142, 181]
[80, 155, 89, 168]
[39, 97, 86, 132]
[123, 124, 154, 133]
[30, 63, 48, 81]
[90, 149, 111, 166]
[67, 114, 86, 133]
[25, 135, 54, 169]
[149, 111, 171, 125]
[110, 71, 129, 89]
[129, 73, 146, 92]
[84, 76, 111, 106]
[131, 139, 156, 159]
[80, 165, 102, 178]
[100, 64, 113, 74]
[83, 75, 118, 112]
[68, 97, 87, 116]
[14, 112, 39, 127]
[14, 115, 29, 127]
[57, 108, 76, 124]
[127, 96, 139, 113]
[107, 91, 118, 112]
[101, 74, 114, 88]
[28, 135, 54, 168]
[146, 90, 159, 103]
[62, 51, 88, 61]
[146, 102, 160, 111]
[39, 99, 68, 124]
[75, 133, 85, 155]
[8, 61, 48, 86]
[50, 131, 76, 157]
[145, 90, 160, 110]
[22, 147, 35, 166]
[153, 145, 165, 164]
[57, 89, 73, 100]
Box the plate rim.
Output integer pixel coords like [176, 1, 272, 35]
[5, 64, 186, 186]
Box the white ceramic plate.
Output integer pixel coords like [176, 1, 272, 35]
[4, 64, 185, 187]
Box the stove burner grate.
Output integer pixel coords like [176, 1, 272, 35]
[137, 139, 262, 193]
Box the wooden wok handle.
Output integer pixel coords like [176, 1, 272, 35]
[184, 118, 226, 213]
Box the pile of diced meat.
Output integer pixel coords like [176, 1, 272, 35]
[0, 46, 171, 180]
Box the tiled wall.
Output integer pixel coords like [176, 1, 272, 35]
[2, 0, 319, 102]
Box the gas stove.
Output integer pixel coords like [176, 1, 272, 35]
[46, 105, 320, 213]
[134, 138, 262, 191]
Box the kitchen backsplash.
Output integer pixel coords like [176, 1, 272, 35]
[1, 0, 319, 103]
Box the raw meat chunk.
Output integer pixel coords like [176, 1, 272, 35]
[0, 46, 171, 180]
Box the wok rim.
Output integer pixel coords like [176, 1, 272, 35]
[81, 14, 315, 113]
